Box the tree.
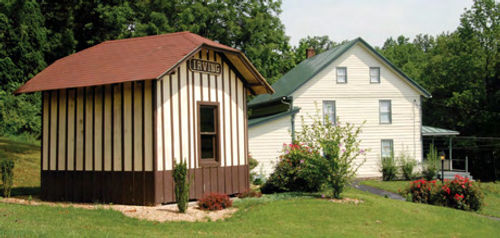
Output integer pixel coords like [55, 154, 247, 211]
[292, 35, 336, 64]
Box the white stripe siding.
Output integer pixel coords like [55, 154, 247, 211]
[42, 92, 49, 170]
[67, 89, 76, 171]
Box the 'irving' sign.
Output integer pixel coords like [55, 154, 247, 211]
[188, 58, 221, 75]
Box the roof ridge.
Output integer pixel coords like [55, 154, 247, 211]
[101, 31, 192, 44]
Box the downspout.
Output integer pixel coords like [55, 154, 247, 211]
[281, 96, 295, 142]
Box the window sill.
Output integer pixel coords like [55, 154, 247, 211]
[199, 160, 220, 168]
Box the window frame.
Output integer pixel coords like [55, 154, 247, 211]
[381, 139, 394, 159]
[336, 67, 347, 84]
[322, 100, 336, 124]
[379, 100, 392, 124]
[370, 67, 380, 84]
[197, 101, 220, 167]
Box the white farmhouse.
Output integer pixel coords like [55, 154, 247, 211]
[248, 38, 432, 178]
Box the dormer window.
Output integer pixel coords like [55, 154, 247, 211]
[370, 67, 380, 83]
[336, 67, 347, 84]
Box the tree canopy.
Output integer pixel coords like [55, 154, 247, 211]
[0, 0, 498, 141]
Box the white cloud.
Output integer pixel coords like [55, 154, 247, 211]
[281, 0, 473, 47]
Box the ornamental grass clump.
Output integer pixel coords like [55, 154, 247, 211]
[0, 158, 14, 197]
[198, 193, 232, 211]
[398, 150, 417, 180]
[380, 156, 397, 181]
[173, 159, 190, 213]
[423, 144, 439, 180]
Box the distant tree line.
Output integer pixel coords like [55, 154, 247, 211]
[0, 0, 498, 145]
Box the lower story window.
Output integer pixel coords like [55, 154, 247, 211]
[198, 102, 219, 165]
[381, 139, 394, 158]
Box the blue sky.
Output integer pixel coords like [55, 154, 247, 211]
[280, 0, 473, 47]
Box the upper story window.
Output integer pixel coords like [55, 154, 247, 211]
[198, 102, 219, 166]
[381, 139, 394, 158]
[323, 100, 336, 124]
[370, 67, 380, 83]
[379, 100, 392, 124]
[336, 67, 347, 84]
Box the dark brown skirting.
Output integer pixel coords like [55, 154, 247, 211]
[41, 171, 156, 205]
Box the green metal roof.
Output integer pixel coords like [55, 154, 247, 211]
[422, 126, 460, 136]
[249, 37, 431, 106]
[248, 107, 300, 128]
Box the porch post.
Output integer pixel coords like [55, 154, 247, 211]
[449, 137, 453, 171]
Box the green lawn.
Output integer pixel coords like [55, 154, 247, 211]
[360, 180, 500, 218]
[0, 137, 498, 237]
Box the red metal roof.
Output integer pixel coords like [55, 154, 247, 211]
[15, 31, 270, 94]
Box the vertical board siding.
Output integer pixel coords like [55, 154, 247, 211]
[155, 48, 249, 203]
[67, 89, 76, 171]
[104, 85, 113, 171]
[42, 92, 49, 170]
[42, 80, 156, 205]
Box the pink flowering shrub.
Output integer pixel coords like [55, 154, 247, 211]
[403, 175, 483, 211]
[261, 143, 324, 193]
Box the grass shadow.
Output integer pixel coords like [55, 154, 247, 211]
[10, 186, 40, 197]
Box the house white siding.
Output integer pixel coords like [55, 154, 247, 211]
[292, 43, 422, 178]
[249, 116, 292, 176]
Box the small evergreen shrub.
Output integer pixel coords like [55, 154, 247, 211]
[423, 144, 439, 180]
[0, 158, 14, 197]
[398, 151, 417, 180]
[173, 159, 190, 213]
[198, 193, 232, 211]
[237, 189, 262, 198]
[380, 156, 397, 181]
[248, 154, 259, 184]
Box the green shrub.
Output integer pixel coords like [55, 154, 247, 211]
[173, 159, 190, 213]
[423, 144, 439, 180]
[248, 154, 259, 184]
[398, 151, 417, 180]
[380, 156, 397, 181]
[261, 143, 324, 194]
[0, 158, 14, 197]
[296, 112, 367, 199]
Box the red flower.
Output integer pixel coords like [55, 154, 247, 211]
[454, 193, 464, 201]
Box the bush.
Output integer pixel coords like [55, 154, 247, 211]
[173, 159, 190, 213]
[261, 143, 324, 194]
[237, 189, 262, 198]
[423, 144, 439, 180]
[405, 179, 438, 204]
[437, 175, 483, 211]
[296, 112, 367, 199]
[403, 175, 483, 211]
[380, 156, 397, 181]
[0, 158, 14, 197]
[248, 154, 259, 184]
[398, 151, 417, 180]
[198, 193, 232, 211]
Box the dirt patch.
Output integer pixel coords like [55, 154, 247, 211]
[325, 197, 364, 205]
[0, 197, 237, 222]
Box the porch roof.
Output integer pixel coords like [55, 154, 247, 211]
[422, 125, 460, 136]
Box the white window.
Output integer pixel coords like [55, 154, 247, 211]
[381, 139, 394, 158]
[379, 100, 392, 124]
[323, 101, 336, 124]
[336, 67, 347, 83]
[370, 67, 380, 83]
